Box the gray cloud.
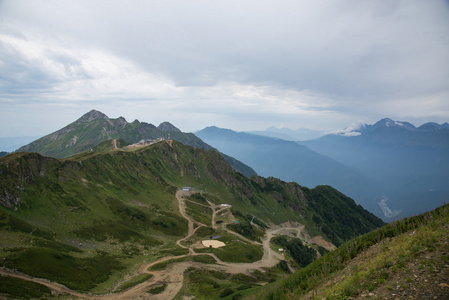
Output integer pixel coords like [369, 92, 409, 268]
[0, 0, 448, 136]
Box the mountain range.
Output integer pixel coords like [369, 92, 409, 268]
[196, 126, 384, 218]
[15, 110, 256, 178]
[248, 126, 325, 141]
[301, 118, 449, 218]
[196, 118, 449, 220]
[1, 110, 446, 299]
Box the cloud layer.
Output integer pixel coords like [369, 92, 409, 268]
[1, 0, 448, 136]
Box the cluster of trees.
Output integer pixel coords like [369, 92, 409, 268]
[228, 210, 267, 241]
[272, 236, 317, 268]
[303, 185, 385, 246]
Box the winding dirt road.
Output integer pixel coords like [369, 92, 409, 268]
[0, 190, 307, 299]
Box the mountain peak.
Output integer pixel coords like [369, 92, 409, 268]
[76, 110, 109, 124]
[157, 122, 181, 132]
[371, 118, 416, 131]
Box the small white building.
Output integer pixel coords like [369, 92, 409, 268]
[182, 187, 191, 191]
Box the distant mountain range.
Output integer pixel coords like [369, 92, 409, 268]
[195, 126, 383, 218]
[248, 126, 325, 141]
[16, 110, 256, 177]
[300, 118, 449, 219]
[196, 118, 449, 220]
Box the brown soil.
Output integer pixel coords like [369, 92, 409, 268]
[309, 235, 337, 251]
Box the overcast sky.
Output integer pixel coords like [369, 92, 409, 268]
[1, 0, 449, 137]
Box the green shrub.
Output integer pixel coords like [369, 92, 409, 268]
[220, 287, 234, 298]
[1, 248, 124, 291]
[148, 284, 166, 294]
[73, 221, 161, 246]
[0, 276, 52, 299]
[117, 274, 153, 292]
[277, 260, 291, 273]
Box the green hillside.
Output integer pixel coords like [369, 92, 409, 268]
[16, 110, 256, 177]
[244, 204, 449, 299]
[0, 141, 383, 298]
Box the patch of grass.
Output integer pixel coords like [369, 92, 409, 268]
[116, 273, 153, 292]
[195, 239, 263, 263]
[1, 247, 124, 291]
[106, 197, 148, 225]
[272, 235, 317, 268]
[192, 254, 217, 264]
[220, 287, 235, 298]
[187, 193, 210, 205]
[157, 247, 190, 256]
[183, 267, 224, 297]
[151, 212, 188, 236]
[0, 211, 57, 241]
[148, 256, 190, 271]
[32, 237, 82, 253]
[277, 260, 291, 273]
[185, 201, 213, 225]
[148, 283, 167, 294]
[73, 221, 161, 246]
[0, 275, 52, 299]
[194, 226, 216, 238]
[228, 210, 265, 241]
[231, 273, 257, 283]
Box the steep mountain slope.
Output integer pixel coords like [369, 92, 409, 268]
[16, 110, 256, 177]
[195, 126, 384, 218]
[245, 203, 449, 300]
[0, 140, 383, 296]
[301, 118, 449, 219]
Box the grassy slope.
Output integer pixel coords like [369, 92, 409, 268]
[244, 204, 449, 299]
[0, 141, 383, 294]
[15, 111, 256, 177]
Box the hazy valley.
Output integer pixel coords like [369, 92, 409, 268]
[197, 119, 449, 220]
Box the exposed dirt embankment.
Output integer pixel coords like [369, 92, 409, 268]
[308, 235, 337, 251]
